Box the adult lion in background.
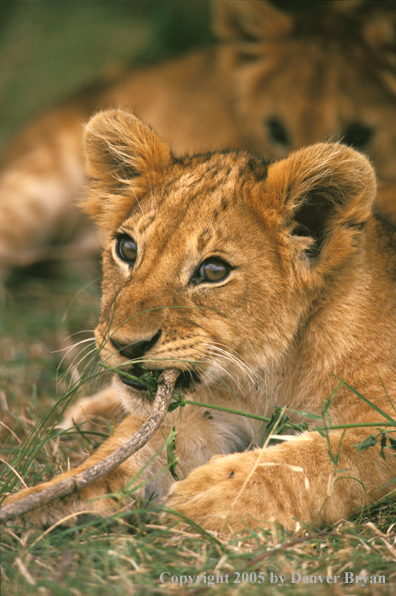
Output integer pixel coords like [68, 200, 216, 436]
[1, 0, 396, 276]
[4, 109, 396, 532]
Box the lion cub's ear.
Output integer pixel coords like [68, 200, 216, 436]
[82, 109, 171, 232]
[213, 0, 292, 62]
[213, 0, 292, 43]
[264, 143, 377, 272]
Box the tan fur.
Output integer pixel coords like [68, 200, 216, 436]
[2, 1, 396, 275]
[5, 109, 396, 533]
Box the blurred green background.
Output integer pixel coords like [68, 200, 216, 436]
[0, 0, 212, 157]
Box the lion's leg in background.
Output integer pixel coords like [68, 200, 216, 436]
[0, 105, 98, 278]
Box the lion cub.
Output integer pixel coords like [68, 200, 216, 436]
[5, 109, 396, 532]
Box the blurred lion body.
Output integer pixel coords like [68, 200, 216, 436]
[2, 0, 396, 274]
[4, 110, 396, 532]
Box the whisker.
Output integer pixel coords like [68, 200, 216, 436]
[203, 342, 260, 386]
[201, 354, 245, 393]
[56, 339, 96, 374]
[54, 329, 97, 346]
[53, 337, 95, 356]
[56, 337, 98, 391]
[71, 346, 99, 374]
[56, 339, 95, 378]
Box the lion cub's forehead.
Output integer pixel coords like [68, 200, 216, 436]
[121, 151, 269, 249]
[164, 152, 269, 212]
[172, 157, 237, 199]
[150, 153, 268, 238]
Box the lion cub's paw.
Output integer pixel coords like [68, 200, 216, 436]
[3, 476, 135, 529]
[164, 452, 268, 533]
[4, 485, 91, 528]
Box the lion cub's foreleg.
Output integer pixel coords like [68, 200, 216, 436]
[166, 429, 395, 533]
[4, 405, 249, 528]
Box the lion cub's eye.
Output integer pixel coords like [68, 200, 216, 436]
[116, 234, 137, 265]
[197, 258, 231, 284]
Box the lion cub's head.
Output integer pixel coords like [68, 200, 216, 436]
[82, 109, 376, 409]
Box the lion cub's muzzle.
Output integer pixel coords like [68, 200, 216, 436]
[109, 331, 198, 393]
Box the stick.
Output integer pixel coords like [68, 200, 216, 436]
[0, 369, 180, 522]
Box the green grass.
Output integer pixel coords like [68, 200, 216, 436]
[1, 2, 396, 594]
[2, 519, 395, 595]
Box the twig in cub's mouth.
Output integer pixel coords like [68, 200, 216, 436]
[0, 369, 180, 523]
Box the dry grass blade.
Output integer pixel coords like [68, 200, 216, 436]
[0, 368, 180, 522]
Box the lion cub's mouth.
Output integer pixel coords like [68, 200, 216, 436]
[118, 363, 198, 392]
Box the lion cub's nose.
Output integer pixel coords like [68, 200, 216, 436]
[110, 330, 162, 360]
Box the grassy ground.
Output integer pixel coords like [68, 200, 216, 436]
[0, 2, 396, 595]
